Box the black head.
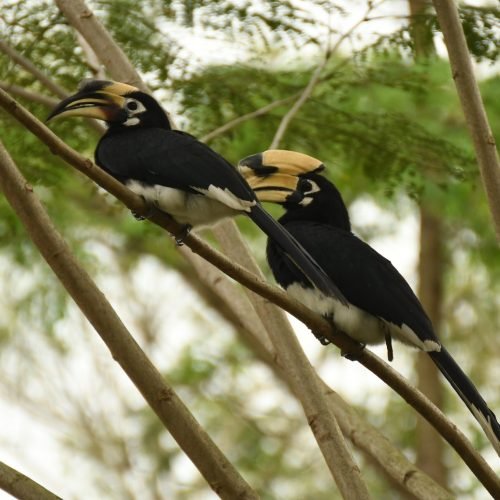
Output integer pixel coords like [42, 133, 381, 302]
[47, 79, 171, 130]
[239, 150, 351, 231]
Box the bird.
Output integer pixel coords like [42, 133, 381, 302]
[238, 148, 500, 456]
[47, 80, 347, 302]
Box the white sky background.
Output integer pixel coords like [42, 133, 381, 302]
[1, 0, 499, 498]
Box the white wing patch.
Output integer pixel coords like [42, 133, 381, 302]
[192, 185, 256, 212]
[285, 283, 441, 351]
[125, 180, 243, 227]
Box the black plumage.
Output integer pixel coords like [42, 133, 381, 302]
[239, 150, 500, 456]
[47, 80, 345, 300]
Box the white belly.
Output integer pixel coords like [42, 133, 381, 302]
[286, 283, 440, 352]
[126, 181, 241, 227]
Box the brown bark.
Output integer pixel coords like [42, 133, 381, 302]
[417, 208, 447, 484]
[408, 0, 448, 486]
[0, 141, 259, 500]
[213, 222, 370, 500]
[1, 65, 499, 499]
[0, 460, 62, 500]
[2, 76, 498, 500]
[432, 0, 500, 240]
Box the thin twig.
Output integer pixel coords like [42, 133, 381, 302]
[432, 0, 500, 240]
[0, 460, 62, 500]
[0, 89, 498, 497]
[0, 81, 58, 107]
[269, 2, 378, 149]
[200, 94, 299, 143]
[0, 140, 259, 500]
[0, 39, 67, 98]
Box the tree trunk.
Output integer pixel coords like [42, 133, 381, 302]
[409, 0, 448, 486]
[416, 207, 447, 485]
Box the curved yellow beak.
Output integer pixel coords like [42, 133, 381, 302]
[238, 150, 324, 203]
[47, 80, 138, 122]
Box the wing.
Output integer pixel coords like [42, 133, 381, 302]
[268, 221, 436, 342]
[96, 128, 256, 204]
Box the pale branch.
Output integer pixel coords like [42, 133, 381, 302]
[0, 141, 258, 500]
[76, 32, 106, 79]
[213, 222, 370, 499]
[187, 245, 453, 500]
[432, 0, 500, 240]
[1, 88, 498, 496]
[0, 460, 62, 500]
[0, 82, 58, 107]
[53, 0, 179, 130]
[54, 0, 146, 91]
[269, 53, 328, 149]
[0, 81, 103, 134]
[6, 6, 368, 492]
[0, 39, 68, 99]
[269, 2, 379, 149]
[200, 94, 299, 143]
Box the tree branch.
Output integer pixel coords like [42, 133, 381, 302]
[187, 252, 453, 499]
[269, 2, 377, 149]
[200, 94, 299, 143]
[0, 39, 67, 99]
[0, 460, 62, 500]
[10, 4, 368, 493]
[0, 141, 258, 500]
[0, 81, 58, 107]
[0, 89, 498, 497]
[432, 0, 500, 240]
[213, 222, 370, 499]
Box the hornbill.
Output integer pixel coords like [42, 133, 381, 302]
[47, 80, 345, 301]
[238, 149, 500, 456]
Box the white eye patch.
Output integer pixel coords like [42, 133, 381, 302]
[302, 180, 320, 196]
[297, 180, 320, 206]
[123, 98, 146, 126]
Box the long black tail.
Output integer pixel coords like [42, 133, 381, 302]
[249, 204, 347, 305]
[429, 346, 500, 456]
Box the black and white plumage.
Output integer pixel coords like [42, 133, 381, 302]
[239, 149, 500, 456]
[47, 80, 346, 300]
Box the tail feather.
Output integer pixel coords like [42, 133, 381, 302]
[249, 204, 347, 305]
[429, 347, 500, 456]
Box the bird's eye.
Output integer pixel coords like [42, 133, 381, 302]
[126, 100, 138, 111]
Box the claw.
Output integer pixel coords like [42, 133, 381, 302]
[175, 224, 192, 246]
[341, 343, 366, 361]
[131, 195, 154, 221]
[315, 334, 331, 346]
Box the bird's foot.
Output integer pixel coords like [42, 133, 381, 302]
[175, 224, 192, 246]
[315, 334, 331, 346]
[341, 343, 366, 361]
[131, 196, 154, 221]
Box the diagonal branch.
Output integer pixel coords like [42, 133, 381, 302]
[432, 0, 500, 240]
[0, 81, 58, 107]
[213, 222, 369, 499]
[269, 2, 379, 149]
[1, 89, 498, 497]
[0, 140, 259, 500]
[42, 3, 366, 493]
[0, 39, 68, 98]
[201, 93, 299, 143]
[0, 460, 62, 500]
